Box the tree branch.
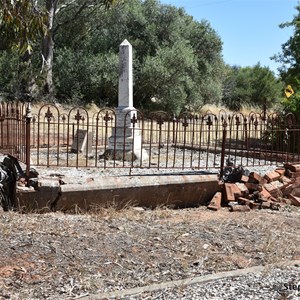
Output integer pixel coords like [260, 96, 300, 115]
[53, 0, 96, 34]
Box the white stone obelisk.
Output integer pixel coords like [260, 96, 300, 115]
[118, 39, 133, 110]
[106, 39, 147, 161]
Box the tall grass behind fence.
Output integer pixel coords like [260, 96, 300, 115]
[0, 102, 300, 172]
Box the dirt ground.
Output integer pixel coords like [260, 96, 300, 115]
[0, 204, 300, 299]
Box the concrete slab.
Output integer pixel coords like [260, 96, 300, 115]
[57, 174, 219, 211]
[16, 178, 61, 212]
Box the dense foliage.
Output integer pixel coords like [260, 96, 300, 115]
[52, 0, 225, 113]
[273, 5, 300, 118]
[0, 0, 47, 53]
[0, 0, 286, 114]
[222, 63, 283, 111]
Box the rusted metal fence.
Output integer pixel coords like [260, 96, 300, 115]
[0, 102, 32, 175]
[1, 102, 300, 175]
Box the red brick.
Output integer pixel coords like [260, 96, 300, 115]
[224, 183, 242, 202]
[291, 186, 300, 197]
[207, 192, 222, 211]
[224, 183, 235, 202]
[264, 183, 277, 193]
[245, 182, 259, 192]
[285, 169, 300, 179]
[264, 171, 281, 182]
[275, 168, 286, 177]
[284, 163, 300, 172]
[229, 205, 251, 212]
[263, 182, 283, 198]
[288, 194, 300, 206]
[249, 172, 264, 184]
[283, 184, 294, 197]
[280, 176, 292, 187]
[272, 180, 284, 190]
[240, 175, 249, 183]
[283, 182, 300, 197]
[259, 187, 272, 201]
[235, 183, 249, 197]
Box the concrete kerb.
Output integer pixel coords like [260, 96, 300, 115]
[16, 173, 220, 212]
[80, 260, 300, 300]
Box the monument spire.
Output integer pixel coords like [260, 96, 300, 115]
[118, 39, 133, 108]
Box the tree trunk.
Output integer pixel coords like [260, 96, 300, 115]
[18, 50, 33, 100]
[42, 0, 57, 97]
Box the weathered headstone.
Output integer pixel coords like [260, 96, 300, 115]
[71, 129, 93, 154]
[105, 39, 148, 161]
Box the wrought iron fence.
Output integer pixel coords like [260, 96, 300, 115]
[1, 102, 300, 175]
[0, 102, 30, 173]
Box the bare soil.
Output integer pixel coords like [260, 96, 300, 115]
[0, 205, 300, 299]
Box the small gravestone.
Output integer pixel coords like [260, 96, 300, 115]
[71, 129, 93, 154]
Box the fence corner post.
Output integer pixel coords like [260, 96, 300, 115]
[25, 101, 32, 177]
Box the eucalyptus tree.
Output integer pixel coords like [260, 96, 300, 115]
[39, 0, 120, 96]
[0, 0, 120, 99]
[0, 0, 48, 98]
[0, 0, 47, 53]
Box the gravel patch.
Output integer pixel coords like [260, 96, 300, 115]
[89, 263, 300, 300]
[126, 265, 300, 300]
[30, 151, 280, 183]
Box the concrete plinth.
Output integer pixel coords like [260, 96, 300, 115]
[16, 178, 61, 212]
[16, 174, 220, 212]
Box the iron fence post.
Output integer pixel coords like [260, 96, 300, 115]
[219, 120, 227, 179]
[25, 101, 32, 177]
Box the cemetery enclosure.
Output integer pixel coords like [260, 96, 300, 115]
[1, 102, 300, 173]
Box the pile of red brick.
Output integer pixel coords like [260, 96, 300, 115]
[208, 163, 300, 212]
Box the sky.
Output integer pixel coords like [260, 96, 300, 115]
[160, 0, 299, 74]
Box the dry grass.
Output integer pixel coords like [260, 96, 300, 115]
[200, 104, 273, 116]
[0, 205, 300, 299]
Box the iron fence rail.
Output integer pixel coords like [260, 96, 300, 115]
[0, 102, 300, 175]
